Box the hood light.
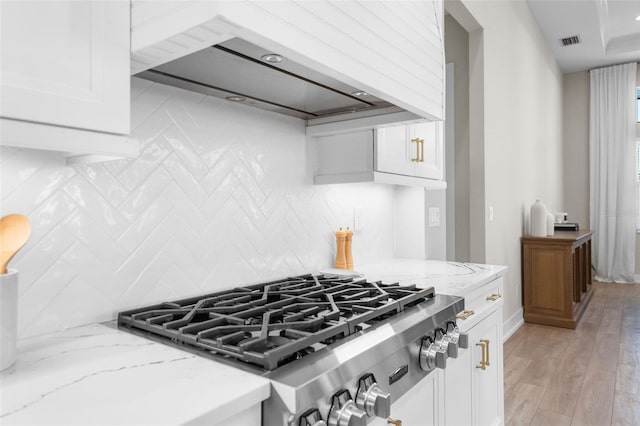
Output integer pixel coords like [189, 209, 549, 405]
[225, 96, 246, 102]
[261, 53, 284, 63]
[636, 15, 640, 21]
[351, 90, 369, 97]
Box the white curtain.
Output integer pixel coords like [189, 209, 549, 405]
[590, 61, 638, 283]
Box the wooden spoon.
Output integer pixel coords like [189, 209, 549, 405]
[0, 214, 31, 274]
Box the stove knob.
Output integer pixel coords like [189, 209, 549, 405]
[355, 373, 391, 418]
[299, 408, 327, 426]
[439, 326, 459, 358]
[435, 327, 458, 358]
[419, 336, 447, 371]
[459, 332, 469, 349]
[327, 389, 367, 426]
[446, 321, 469, 350]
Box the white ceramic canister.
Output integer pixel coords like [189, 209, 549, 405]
[1, 270, 19, 371]
[546, 211, 555, 236]
[530, 200, 548, 237]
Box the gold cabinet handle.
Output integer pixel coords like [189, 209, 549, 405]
[411, 138, 421, 162]
[476, 339, 491, 370]
[475, 340, 487, 370]
[456, 309, 475, 320]
[388, 418, 402, 426]
[418, 138, 425, 162]
[486, 293, 502, 301]
[482, 339, 490, 366]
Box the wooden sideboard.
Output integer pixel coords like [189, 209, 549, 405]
[521, 230, 593, 329]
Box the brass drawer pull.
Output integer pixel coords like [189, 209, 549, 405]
[475, 341, 486, 370]
[481, 339, 490, 366]
[411, 138, 422, 162]
[486, 293, 502, 301]
[456, 309, 475, 320]
[388, 418, 402, 426]
[476, 339, 490, 370]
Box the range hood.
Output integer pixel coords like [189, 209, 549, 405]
[135, 38, 395, 120]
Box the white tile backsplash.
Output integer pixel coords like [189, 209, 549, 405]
[1, 78, 395, 338]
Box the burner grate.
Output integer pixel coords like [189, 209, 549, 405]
[118, 274, 435, 370]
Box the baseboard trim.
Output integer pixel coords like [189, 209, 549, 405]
[503, 307, 524, 342]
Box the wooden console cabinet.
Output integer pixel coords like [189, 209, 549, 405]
[521, 230, 593, 329]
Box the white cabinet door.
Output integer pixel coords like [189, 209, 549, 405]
[369, 370, 443, 426]
[375, 124, 414, 176]
[0, 0, 130, 134]
[375, 122, 444, 181]
[470, 308, 504, 426]
[444, 345, 473, 426]
[411, 121, 444, 180]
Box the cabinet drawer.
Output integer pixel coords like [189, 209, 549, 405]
[455, 277, 504, 332]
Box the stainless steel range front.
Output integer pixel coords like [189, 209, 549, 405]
[118, 273, 466, 426]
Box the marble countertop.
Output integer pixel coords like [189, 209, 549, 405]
[353, 258, 507, 296]
[0, 323, 270, 426]
[0, 259, 505, 425]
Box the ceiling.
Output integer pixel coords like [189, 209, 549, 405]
[527, 0, 640, 73]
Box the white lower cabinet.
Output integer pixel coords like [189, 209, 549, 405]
[445, 307, 504, 426]
[469, 308, 504, 426]
[370, 370, 444, 426]
[444, 274, 505, 426]
[444, 344, 473, 426]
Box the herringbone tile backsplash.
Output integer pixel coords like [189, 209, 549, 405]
[0, 78, 396, 338]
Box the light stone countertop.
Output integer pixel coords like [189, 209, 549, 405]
[0, 322, 270, 426]
[0, 259, 505, 426]
[353, 258, 508, 296]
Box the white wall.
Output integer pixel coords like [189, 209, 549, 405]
[0, 78, 396, 338]
[395, 186, 427, 259]
[425, 189, 447, 260]
[394, 187, 446, 261]
[450, 0, 565, 324]
[562, 71, 590, 229]
[444, 15, 471, 262]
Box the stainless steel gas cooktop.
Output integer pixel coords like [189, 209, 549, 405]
[118, 273, 466, 425]
[118, 273, 434, 370]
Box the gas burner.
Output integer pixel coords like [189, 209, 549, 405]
[118, 273, 435, 370]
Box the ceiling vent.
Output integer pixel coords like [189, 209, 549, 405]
[560, 35, 581, 47]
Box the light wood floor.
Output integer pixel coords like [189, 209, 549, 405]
[504, 281, 640, 426]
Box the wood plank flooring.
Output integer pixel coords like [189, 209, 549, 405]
[504, 281, 640, 426]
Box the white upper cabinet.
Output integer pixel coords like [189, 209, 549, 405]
[0, 0, 138, 159]
[377, 121, 444, 181]
[314, 122, 446, 188]
[131, 0, 445, 127]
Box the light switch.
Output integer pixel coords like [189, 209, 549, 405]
[428, 207, 440, 227]
[489, 206, 494, 222]
[354, 208, 364, 232]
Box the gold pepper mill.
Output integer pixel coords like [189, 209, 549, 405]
[345, 227, 353, 270]
[335, 228, 347, 269]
